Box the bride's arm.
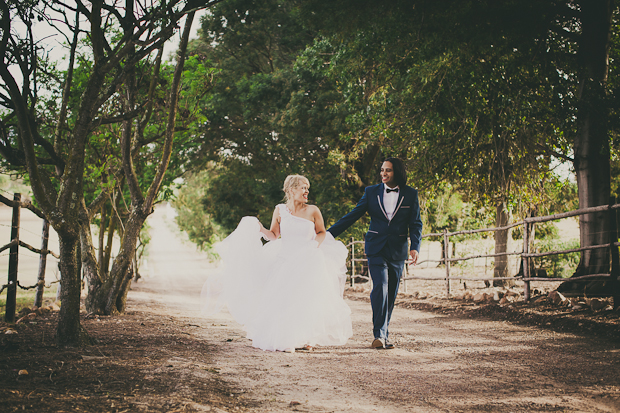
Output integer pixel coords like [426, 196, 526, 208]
[312, 206, 327, 246]
[260, 207, 280, 241]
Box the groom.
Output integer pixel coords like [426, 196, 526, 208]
[328, 157, 423, 350]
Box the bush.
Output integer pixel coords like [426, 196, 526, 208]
[534, 238, 580, 278]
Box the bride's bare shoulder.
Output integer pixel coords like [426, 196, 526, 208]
[307, 204, 322, 215]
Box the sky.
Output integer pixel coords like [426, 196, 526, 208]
[29, 8, 206, 71]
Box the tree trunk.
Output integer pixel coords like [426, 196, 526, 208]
[80, 201, 104, 313]
[98, 203, 106, 275]
[88, 206, 149, 315]
[559, 0, 612, 296]
[56, 233, 91, 346]
[493, 200, 514, 287]
[103, 209, 117, 276]
[115, 263, 134, 313]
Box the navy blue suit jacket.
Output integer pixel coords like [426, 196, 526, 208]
[328, 183, 423, 261]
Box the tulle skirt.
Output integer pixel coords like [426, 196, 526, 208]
[201, 217, 352, 351]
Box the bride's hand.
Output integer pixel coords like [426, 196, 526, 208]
[314, 231, 326, 247]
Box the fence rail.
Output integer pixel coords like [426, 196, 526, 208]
[346, 200, 620, 303]
[1, 193, 59, 323]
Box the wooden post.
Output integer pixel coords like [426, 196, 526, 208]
[609, 197, 619, 310]
[350, 237, 355, 287]
[443, 229, 450, 297]
[5, 193, 20, 323]
[522, 220, 530, 302]
[34, 220, 50, 308]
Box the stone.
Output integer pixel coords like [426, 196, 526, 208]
[589, 298, 608, 311]
[499, 296, 514, 305]
[473, 293, 487, 303]
[548, 290, 568, 306]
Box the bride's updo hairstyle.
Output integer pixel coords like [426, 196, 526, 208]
[283, 175, 310, 202]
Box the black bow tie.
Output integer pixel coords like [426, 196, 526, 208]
[386, 188, 399, 193]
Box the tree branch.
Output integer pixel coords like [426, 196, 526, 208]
[535, 144, 574, 163]
[53, 8, 79, 177]
[0, 193, 46, 219]
[144, 11, 195, 212]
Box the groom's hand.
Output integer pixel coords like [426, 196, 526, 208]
[409, 250, 419, 266]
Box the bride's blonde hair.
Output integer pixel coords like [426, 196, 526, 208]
[283, 175, 310, 202]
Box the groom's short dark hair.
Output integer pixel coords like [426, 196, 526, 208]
[384, 157, 407, 187]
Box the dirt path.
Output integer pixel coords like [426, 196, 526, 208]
[132, 205, 620, 412]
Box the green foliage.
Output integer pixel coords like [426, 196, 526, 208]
[171, 0, 612, 257]
[534, 239, 580, 278]
[173, 170, 224, 252]
[421, 183, 494, 239]
[171, 0, 373, 245]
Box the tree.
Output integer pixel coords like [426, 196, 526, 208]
[299, 0, 618, 291]
[293, 1, 567, 285]
[85, 15, 197, 315]
[174, 0, 371, 242]
[0, 0, 210, 345]
[558, 0, 615, 295]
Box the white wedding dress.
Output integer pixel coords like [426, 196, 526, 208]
[201, 204, 352, 352]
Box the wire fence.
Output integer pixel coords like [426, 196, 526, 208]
[346, 201, 620, 302]
[1, 193, 59, 322]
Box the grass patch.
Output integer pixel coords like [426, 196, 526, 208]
[0, 288, 57, 319]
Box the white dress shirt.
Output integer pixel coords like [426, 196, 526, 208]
[383, 185, 399, 220]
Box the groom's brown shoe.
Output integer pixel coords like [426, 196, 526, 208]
[371, 338, 385, 349]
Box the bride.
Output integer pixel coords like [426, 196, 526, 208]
[201, 175, 352, 352]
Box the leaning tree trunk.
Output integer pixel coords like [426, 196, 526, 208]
[558, 0, 612, 297]
[98, 203, 107, 275]
[493, 200, 515, 287]
[85, 204, 149, 314]
[105, 207, 148, 314]
[80, 200, 104, 313]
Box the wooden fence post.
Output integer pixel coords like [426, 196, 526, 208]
[609, 197, 619, 310]
[350, 237, 355, 287]
[34, 220, 50, 308]
[5, 193, 20, 323]
[523, 220, 530, 302]
[443, 229, 450, 297]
